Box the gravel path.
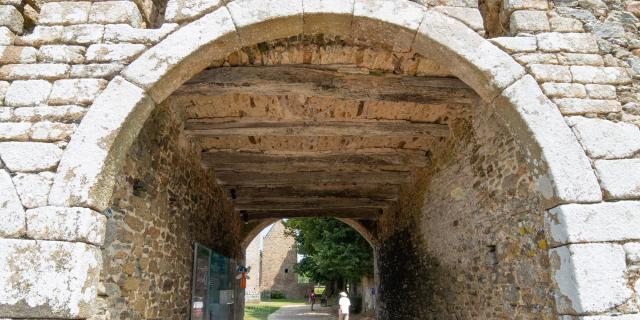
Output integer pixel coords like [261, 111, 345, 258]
[267, 304, 336, 320]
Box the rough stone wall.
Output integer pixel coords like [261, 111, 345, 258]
[93, 100, 241, 319]
[1, 0, 640, 318]
[375, 103, 555, 319]
[260, 221, 313, 300]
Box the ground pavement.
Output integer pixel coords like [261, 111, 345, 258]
[267, 304, 336, 320]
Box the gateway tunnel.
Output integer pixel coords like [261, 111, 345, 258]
[2, 0, 637, 319]
[97, 36, 554, 320]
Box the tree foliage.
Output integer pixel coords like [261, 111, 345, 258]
[282, 218, 373, 284]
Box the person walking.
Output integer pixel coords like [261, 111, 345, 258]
[309, 291, 316, 311]
[338, 292, 350, 320]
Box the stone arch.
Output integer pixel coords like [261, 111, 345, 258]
[28, 1, 610, 318]
[241, 218, 378, 251]
[48, 0, 601, 214]
[241, 218, 278, 250]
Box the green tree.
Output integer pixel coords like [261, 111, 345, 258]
[282, 218, 373, 295]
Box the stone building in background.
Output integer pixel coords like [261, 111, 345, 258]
[245, 221, 313, 301]
[1, 0, 640, 319]
[244, 232, 262, 303]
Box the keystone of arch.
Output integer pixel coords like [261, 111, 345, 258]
[49, 0, 602, 212]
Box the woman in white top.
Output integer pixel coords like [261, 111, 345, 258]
[338, 292, 351, 320]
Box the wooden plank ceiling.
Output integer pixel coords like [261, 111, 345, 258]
[171, 65, 477, 221]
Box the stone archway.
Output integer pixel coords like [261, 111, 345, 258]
[36, 0, 606, 318]
[49, 0, 600, 212]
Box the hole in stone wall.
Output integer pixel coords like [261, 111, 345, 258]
[478, 0, 509, 37]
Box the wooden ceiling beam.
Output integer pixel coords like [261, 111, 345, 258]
[238, 207, 384, 220]
[201, 150, 431, 171]
[225, 185, 399, 201]
[174, 65, 476, 104]
[233, 196, 390, 208]
[185, 118, 450, 138]
[215, 171, 411, 186]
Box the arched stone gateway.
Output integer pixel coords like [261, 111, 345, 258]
[1, 0, 639, 319]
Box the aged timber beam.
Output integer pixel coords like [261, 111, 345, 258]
[238, 207, 384, 220]
[174, 65, 476, 104]
[233, 197, 390, 208]
[225, 185, 399, 201]
[184, 118, 450, 137]
[201, 150, 431, 171]
[214, 171, 411, 186]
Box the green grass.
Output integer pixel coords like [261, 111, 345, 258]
[244, 299, 306, 320]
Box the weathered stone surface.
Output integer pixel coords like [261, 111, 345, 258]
[48, 79, 107, 106]
[549, 12, 584, 32]
[12, 172, 53, 208]
[103, 23, 178, 44]
[122, 8, 240, 102]
[0, 26, 14, 45]
[4, 80, 51, 107]
[69, 63, 123, 79]
[595, 159, 640, 199]
[489, 36, 537, 53]
[61, 24, 104, 45]
[434, 6, 484, 32]
[584, 84, 616, 99]
[0, 239, 101, 318]
[302, 0, 353, 35]
[352, 0, 426, 52]
[99, 100, 241, 319]
[0, 64, 69, 80]
[228, 0, 302, 47]
[37, 45, 85, 64]
[0, 169, 26, 237]
[26, 207, 106, 245]
[414, 10, 525, 101]
[0, 46, 37, 64]
[555, 98, 622, 114]
[49, 77, 154, 210]
[503, 0, 548, 13]
[0, 5, 23, 34]
[513, 52, 558, 64]
[85, 44, 146, 63]
[510, 10, 551, 32]
[88, 1, 144, 28]
[561, 316, 640, 320]
[165, 0, 224, 23]
[529, 64, 573, 82]
[30, 121, 77, 141]
[13, 105, 85, 123]
[0, 142, 63, 172]
[14, 26, 63, 47]
[541, 83, 586, 98]
[567, 116, 640, 159]
[550, 244, 631, 314]
[623, 242, 640, 264]
[570, 66, 632, 84]
[39, 2, 91, 25]
[493, 75, 602, 204]
[0, 122, 30, 140]
[0, 80, 7, 102]
[537, 32, 599, 53]
[546, 201, 640, 245]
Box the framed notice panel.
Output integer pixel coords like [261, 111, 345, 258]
[191, 243, 236, 320]
[191, 243, 211, 320]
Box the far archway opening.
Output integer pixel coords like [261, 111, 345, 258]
[96, 34, 555, 320]
[243, 218, 376, 319]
